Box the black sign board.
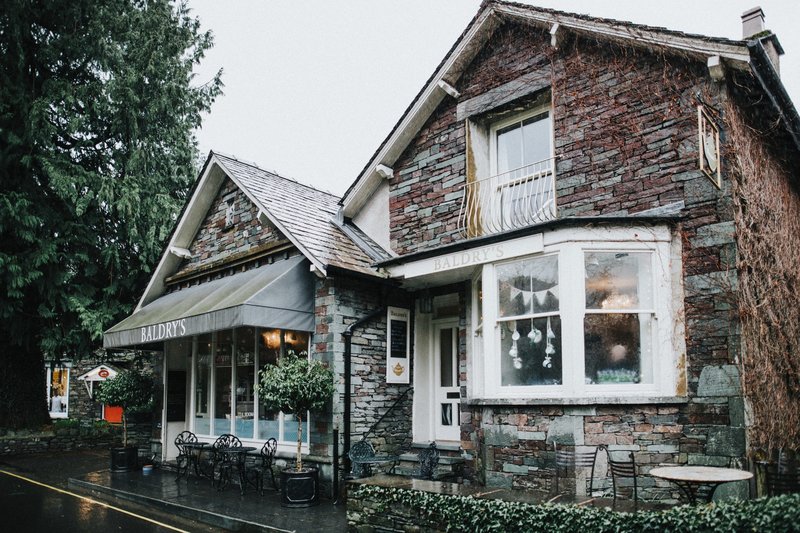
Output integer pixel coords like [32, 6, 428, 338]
[390, 319, 408, 359]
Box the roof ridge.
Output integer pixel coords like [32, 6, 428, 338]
[212, 150, 341, 200]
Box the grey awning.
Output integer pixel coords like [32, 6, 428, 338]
[103, 255, 314, 349]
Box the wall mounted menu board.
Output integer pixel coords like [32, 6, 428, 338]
[386, 307, 410, 384]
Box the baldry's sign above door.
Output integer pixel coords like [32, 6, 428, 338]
[141, 319, 187, 343]
[397, 234, 544, 279]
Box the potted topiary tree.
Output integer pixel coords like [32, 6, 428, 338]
[94, 368, 155, 472]
[258, 351, 334, 507]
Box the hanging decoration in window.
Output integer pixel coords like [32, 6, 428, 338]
[698, 105, 721, 188]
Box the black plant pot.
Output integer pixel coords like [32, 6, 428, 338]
[280, 467, 319, 507]
[110, 446, 139, 472]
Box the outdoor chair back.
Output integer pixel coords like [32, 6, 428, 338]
[254, 438, 278, 494]
[416, 442, 440, 480]
[608, 450, 638, 504]
[552, 441, 601, 496]
[349, 440, 377, 478]
[174, 430, 198, 478]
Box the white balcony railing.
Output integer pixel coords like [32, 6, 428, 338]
[457, 157, 556, 238]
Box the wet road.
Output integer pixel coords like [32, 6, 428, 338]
[0, 469, 189, 533]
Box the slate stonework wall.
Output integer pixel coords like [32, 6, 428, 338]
[174, 177, 285, 277]
[387, 22, 744, 498]
[315, 276, 414, 457]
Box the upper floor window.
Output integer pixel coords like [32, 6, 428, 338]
[473, 227, 680, 400]
[460, 104, 556, 238]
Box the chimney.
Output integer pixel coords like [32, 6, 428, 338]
[741, 7, 765, 39]
[742, 6, 783, 76]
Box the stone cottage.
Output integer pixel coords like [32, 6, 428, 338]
[104, 2, 799, 499]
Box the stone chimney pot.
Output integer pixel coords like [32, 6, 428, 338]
[742, 6, 765, 39]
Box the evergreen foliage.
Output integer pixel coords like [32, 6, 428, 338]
[258, 351, 334, 471]
[94, 368, 154, 447]
[0, 0, 222, 427]
[351, 485, 800, 533]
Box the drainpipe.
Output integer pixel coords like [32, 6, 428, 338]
[342, 307, 386, 470]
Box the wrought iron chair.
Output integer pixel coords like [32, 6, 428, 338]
[250, 438, 278, 494]
[608, 450, 638, 506]
[174, 430, 197, 480]
[552, 442, 602, 497]
[765, 459, 799, 496]
[349, 440, 399, 478]
[210, 433, 243, 491]
[415, 442, 440, 480]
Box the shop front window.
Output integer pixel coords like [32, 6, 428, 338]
[190, 327, 311, 444]
[46, 364, 70, 418]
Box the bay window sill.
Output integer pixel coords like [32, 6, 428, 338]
[465, 396, 688, 406]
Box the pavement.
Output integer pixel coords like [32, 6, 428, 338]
[0, 449, 346, 533]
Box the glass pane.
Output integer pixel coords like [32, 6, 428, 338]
[257, 328, 281, 440]
[521, 114, 551, 167]
[441, 404, 453, 426]
[500, 316, 562, 386]
[234, 327, 256, 438]
[584, 313, 652, 384]
[48, 367, 69, 415]
[214, 330, 233, 435]
[195, 333, 212, 435]
[284, 330, 309, 355]
[283, 412, 309, 444]
[497, 122, 522, 174]
[440, 328, 454, 387]
[585, 252, 653, 310]
[497, 255, 559, 318]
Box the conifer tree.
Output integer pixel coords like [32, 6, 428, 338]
[0, 0, 222, 427]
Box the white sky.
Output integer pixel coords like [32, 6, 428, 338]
[189, 0, 799, 196]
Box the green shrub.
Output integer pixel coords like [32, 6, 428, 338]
[350, 485, 800, 533]
[52, 419, 80, 430]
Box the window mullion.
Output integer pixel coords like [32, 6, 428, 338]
[560, 245, 584, 396]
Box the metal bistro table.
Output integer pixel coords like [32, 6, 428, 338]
[649, 466, 753, 504]
[216, 446, 257, 494]
[178, 441, 210, 480]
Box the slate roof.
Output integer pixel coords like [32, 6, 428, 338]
[213, 152, 384, 277]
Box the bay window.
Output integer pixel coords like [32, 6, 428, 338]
[476, 227, 678, 399]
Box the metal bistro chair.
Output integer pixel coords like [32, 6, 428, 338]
[765, 457, 800, 496]
[210, 433, 243, 491]
[349, 440, 399, 478]
[174, 430, 198, 480]
[251, 438, 278, 494]
[608, 450, 638, 506]
[552, 442, 602, 497]
[415, 442, 440, 480]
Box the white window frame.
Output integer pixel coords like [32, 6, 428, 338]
[488, 105, 556, 229]
[476, 226, 680, 400]
[187, 328, 312, 452]
[45, 362, 71, 419]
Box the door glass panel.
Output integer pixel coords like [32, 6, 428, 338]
[497, 123, 522, 174]
[441, 404, 453, 426]
[195, 333, 212, 435]
[521, 114, 551, 167]
[439, 328, 454, 388]
[214, 330, 233, 435]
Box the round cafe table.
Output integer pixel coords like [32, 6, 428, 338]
[649, 466, 752, 504]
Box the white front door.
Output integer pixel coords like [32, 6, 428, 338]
[433, 321, 460, 442]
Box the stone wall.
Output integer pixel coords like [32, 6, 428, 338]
[314, 275, 413, 457]
[386, 22, 744, 498]
[0, 422, 152, 457]
[174, 177, 286, 277]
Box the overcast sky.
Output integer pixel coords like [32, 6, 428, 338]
[188, 0, 799, 196]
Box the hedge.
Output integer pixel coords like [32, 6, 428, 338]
[350, 484, 800, 532]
